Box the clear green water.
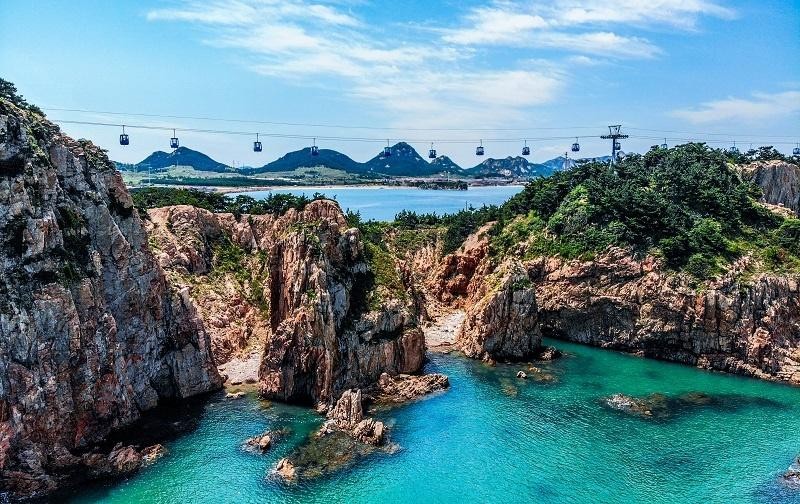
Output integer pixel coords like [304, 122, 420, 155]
[69, 339, 800, 503]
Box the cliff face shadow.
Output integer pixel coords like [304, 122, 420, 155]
[101, 390, 218, 450]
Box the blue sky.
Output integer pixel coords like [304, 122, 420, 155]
[2, 0, 799, 167]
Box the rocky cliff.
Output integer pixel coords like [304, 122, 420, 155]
[0, 99, 221, 497]
[739, 160, 800, 216]
[530, 249, 800, 383]
[147, 200, 426, 407]
[429, 224, 800, 383]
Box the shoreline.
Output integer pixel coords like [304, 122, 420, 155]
[127, 183, 526, 194]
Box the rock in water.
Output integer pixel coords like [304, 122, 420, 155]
[781, 456, 800, 489]
[516, 371, 527, 379]
[328, 389, 365, 430]
[244, 433, 273, 452]
[275, 458, 296, 481]
[258, 203, 425, 405]
[0, 98, 221, 498]
[373, 372, 449, 404]
[457, 266, 541, 361]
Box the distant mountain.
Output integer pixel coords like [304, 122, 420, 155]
[117, 143, 618, 179]
[241, 147, 361, 175]
[362, 142, 444, 177]
[539, 155, 613, 174]
[465, 156, 548, 178]
[124, 147, 230, 173]
[430, 155, 461, 174]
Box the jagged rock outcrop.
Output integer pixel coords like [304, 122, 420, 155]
[0, 100, 221, 498]
[431, 224, 493, 306]
[148, 200, 426, 407]
[457, 266, 541, 361]
[432, 229, 541, 361]
[260, 205, 424, 406]
[739, 160, 800, 216]
[429, 217, 800, 382]
[530, 248, 800, 383]
[322, 389, 384, 445]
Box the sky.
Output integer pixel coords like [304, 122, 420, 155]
[1, 0, 799, 168]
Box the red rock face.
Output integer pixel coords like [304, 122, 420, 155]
[530, 248, 800, 383]
[148, 200, 426, 408]
[428, 224, 800, 382]
[261, 203, 425, 406]
[0, 101, 221, 498]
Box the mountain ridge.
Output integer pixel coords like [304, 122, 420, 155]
[119, 143, 615, 178]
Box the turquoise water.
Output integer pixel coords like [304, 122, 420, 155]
[233, 186, 523, 221]
[70, 339, 800, 503]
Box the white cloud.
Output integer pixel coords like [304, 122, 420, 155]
[442, 7, 549, 45]
[670, 91, 800, 123]
[147, 0, 566, 130]
[536, 31, 660, 58]
[551, 0, 735, 29]
[442, 0, 734, 57]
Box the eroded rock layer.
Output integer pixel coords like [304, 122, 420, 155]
[0, 100, 221, 497]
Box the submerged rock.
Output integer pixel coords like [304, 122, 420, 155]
[602, 391, 730, 419]
[603, 393, 666, 418]
[372, 372, 450, 404]
[780, 456, 800, 489]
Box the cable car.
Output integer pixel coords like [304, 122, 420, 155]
[728, 142, 739, 155]
[119, 125, 129, 146]
[571, 138, 580, 153]
[170, 129, 179, 149]
[794, 144, 800, 156]
[613, 140, 621, 150]
[253, 133, 262, 153]
[660, 138, 668, 149]
[383, 140, 391, 158]
[310, 138, 319, 156]
[476, 140, 484, 156]
[428, 143, 437, 159]
[522, 140, 530, 156]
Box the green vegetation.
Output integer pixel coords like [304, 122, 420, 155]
[0, 78, 42, 114]
[130, 187, 324, 217]
[209, 236, 270, 316]
[725, 145, 800, 165]
[363, 241, 408, 310]
[380, 143, 800, 280]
